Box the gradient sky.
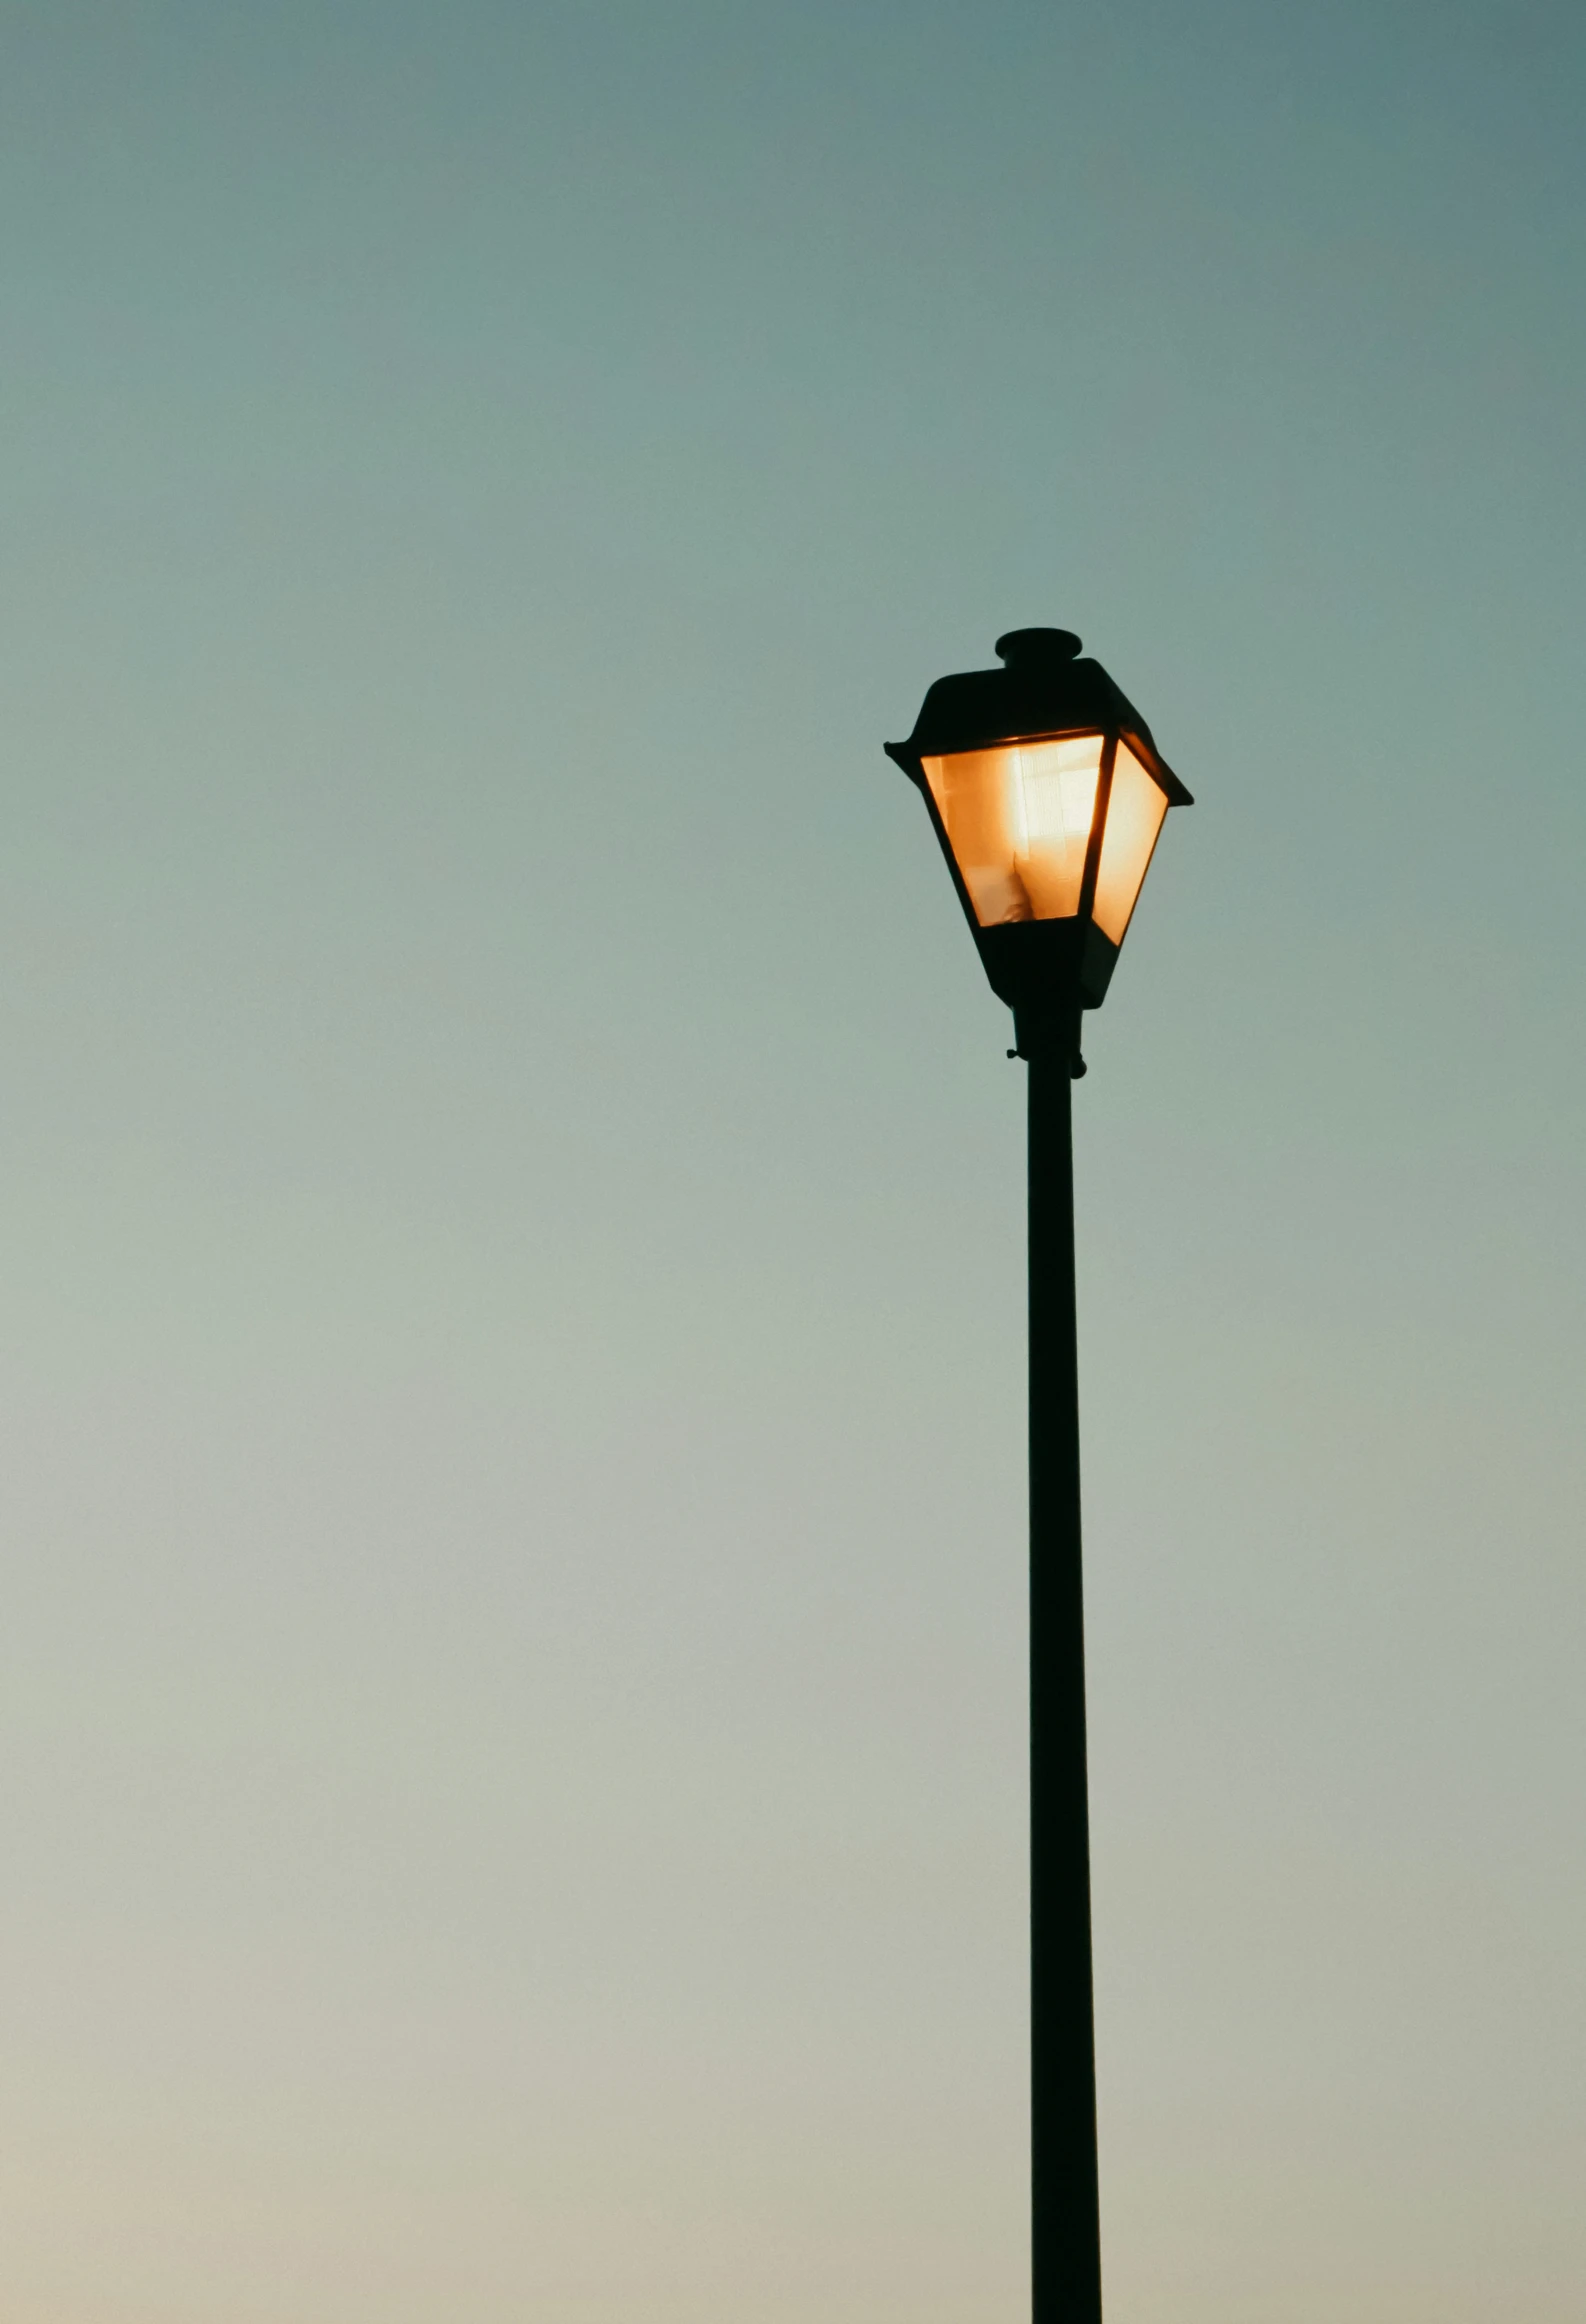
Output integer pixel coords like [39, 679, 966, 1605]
[2, 4, 1583, 2319]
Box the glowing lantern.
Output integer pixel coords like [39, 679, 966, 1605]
[885, 629, 1192, 1059]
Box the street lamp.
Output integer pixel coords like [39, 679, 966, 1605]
[885, 627, 1191, 2324]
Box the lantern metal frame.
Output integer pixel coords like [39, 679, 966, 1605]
[885, 629, 1191, 1062]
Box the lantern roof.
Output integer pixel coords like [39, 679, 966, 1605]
[887, 628, 1192, 803]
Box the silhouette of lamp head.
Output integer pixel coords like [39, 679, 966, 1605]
[885, 628, 1192, 1061]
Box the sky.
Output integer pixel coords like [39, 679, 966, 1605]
[1, 2, 1583, 2318]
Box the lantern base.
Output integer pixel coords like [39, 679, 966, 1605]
[977, 918, 1117, 1066]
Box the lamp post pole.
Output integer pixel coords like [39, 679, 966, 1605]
[1027, 1025, 1102, 2324]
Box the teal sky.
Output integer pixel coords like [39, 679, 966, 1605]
[3, 4, 1583, 2318]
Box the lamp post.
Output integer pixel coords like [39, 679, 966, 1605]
[885, 628, 1191, 2323]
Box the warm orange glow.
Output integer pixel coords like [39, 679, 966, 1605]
[922, 735, 1105, 926]
[1091, 739, 1169, 943]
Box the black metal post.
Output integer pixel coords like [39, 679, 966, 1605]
[1027, 1037, 1102, 2323]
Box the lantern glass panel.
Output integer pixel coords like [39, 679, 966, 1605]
[922, 733, 1104, 927]
[1092, 738, 1169, 944]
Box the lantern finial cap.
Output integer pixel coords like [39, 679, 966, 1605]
[995, 627, 1082, 668]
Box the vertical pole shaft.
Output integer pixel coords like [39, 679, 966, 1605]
[1027, 1045, 1102, 2323]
